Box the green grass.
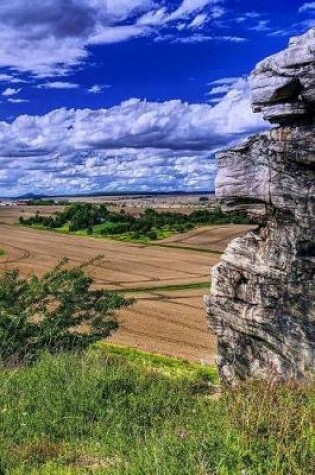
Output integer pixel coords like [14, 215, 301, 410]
[0, 249, 4, 257]
[28, 223, 46, 230]
[102, 227, 175, 244]
[54, 224, 70, 234]
[0, 344, 313, 474]
[118, 281, 210, 294]
[152, 242, 222, 254]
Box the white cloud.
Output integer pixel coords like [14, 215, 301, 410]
[137, 7, 168, 26]
[2, 87, 22, 96]
[206, 76, 250, 99]
[105, 0, 154, 20]
[89, 24, 148, 44]
[299, 2, 315, 13]
[210, 6, 226, 19]
[0, 74, 16, 82]
[250, 20, 270, 32]
[7, 98, 29, 103]
[172, 34, 246, 44]
[169, 0, 215, 21]
[88, 84, 110, 94]
[189, 14, 208, 28]
[0, 0, 156, 76]
[208, 77, 242, 85]
[37, 81, 80, 89]
[0, 82, 267, 196]
[208, 85, 231, 94]
[0, 1, 233, 77]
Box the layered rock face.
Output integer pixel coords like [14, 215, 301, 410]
[206, 28, 315, 385]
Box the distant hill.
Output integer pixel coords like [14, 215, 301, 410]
[1, 190, 215, 200]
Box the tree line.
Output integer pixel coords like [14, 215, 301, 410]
[19, 203, 253, 240]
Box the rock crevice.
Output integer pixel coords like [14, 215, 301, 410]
[206, 28, 315, 385]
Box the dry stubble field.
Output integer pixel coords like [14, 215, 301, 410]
[0, 207, 254, 363]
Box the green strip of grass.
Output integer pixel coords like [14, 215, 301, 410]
[94, 342, 218, 381]
[116, 281, 210, 294]
[151, 242, 222, 255]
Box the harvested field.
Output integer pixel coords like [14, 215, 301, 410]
[0, 224, 216, 289]
[161, 224, 257, 252]
[0, 208, 252, 363]
[0, 205, 64, 225]
[110, 289, 214, 363]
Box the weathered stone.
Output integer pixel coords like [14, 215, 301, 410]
[206, 29, 315, 385]
[251, 28, 315, 124]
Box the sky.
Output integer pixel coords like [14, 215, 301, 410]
[0, 0, 314, 197]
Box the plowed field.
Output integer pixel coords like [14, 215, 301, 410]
[0, 208, 253, 362]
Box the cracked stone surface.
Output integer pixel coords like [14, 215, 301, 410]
[251, 28, 315, 124]
[205, 29, 315, 385]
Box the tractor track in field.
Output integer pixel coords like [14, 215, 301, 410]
[0, 212, 253, 362]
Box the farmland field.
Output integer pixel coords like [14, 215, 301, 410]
[0, 207, 254, 363]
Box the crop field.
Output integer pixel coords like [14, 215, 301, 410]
[161, 224, 257, 252]
[0, 207, 254, 363]
[0, 205, 64, 225]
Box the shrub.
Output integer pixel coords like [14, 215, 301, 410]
[0, 259, 133, 366]
[147, 230, 158, 240]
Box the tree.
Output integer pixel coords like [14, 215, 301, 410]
[0, 259, 133, 365]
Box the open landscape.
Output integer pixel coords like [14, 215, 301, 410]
[0, 4, 313, 473]
[0, 205, 255, 362]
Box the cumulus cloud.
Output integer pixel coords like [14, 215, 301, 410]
[0, 80, 267, 196]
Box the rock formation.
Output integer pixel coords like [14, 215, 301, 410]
[205, 28, 315, 385]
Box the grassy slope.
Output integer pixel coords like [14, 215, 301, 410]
[0, 344, 313, 475]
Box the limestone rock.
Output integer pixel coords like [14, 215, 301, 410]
[206, 29, 315, 385]
[251, 28, 315, 124]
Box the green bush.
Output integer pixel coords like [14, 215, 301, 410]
[146, 230, 158, 240]
[0, 260, 132, 366]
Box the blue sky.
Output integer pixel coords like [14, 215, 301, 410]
[0, 0, 314, 196]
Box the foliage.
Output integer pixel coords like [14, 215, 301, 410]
[24, 199, 69, 206]
[0, 260, 132, 365]
[20, 203, 253, 242]
[0, 345, 313, 474]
